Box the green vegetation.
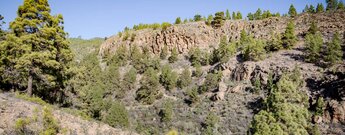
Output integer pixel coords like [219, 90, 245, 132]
[15, 117, 31, 135]
[194, 14, 202, 22]
[161, 45, 168, 60]
[160, 100, 174, 123]
[168, 47, 179, 63]
[266, 32, 283, 51]
[282, 21, 297, 49]
[326, 0, 339, 11]
[15, 92, 49, 106]
[243, 38, 266, 61]
[199, 71, 222, 94]
[136, 67, 162, 104]
[211, 12, 225, 29]
[178, 67, 192, 89]
[175, 17, 182, 24]
[325, 32, 343, 66]
[251, 68, 312, 135]
[315, 97, 325, 116]
[102, 101, 130, 128]
[226, 9, 231, 20]
[288, 4, 298, 17]
[162, 22, 172, 30]
[316, 3, 325, 12]
[211, 36, 236, 64]
[69, 38, 104, 62]
[304, 32, 323, 63]
[0, 0, 74, 102]
[41, 106, 60, 135]
[166, 129, 178, 135]
[202, 112, 219, 135]
[160, 65, 178, 91]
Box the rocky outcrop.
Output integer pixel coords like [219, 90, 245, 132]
[100, 11, 345, 57]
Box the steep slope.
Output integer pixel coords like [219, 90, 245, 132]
[0, 93, 137, 135]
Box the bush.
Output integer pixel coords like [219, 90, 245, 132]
[189, 47, 210, 66]
[160, 45, 168, 60]
[102, 101, 129, 128]
[15, 118, 31, 135]
[194, 63, 203, 77]
[315, 97, 324, 116]
[186, 86, 200, 105]
[202, 112, 219, 135]
[194, 14, 202, 22]
[160, 65, 178, 91]
[123, 67, 137, 90]
[160, 100, 173, 123]
[166, 129, 178, 135]
[199, 71, 222, 94]
[178, 67, 192, 89]
[175, 17, 181, 24]
[162, 22, 172, 30]
[211, 36, 236, 64]
[168, 47, 178, 63]
[266, 32, 283, 52]
[42, 106, 60, 135]
[15, 92, 48, 106]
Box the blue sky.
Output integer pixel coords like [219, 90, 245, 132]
[0, 0, 325, 39]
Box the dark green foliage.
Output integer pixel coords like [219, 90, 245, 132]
[304, 32, 323, 63]
[262, 10, 272, 19]
[266, 32, 283, 52]
[243, 39, 266, 61]
[211, 12, 225, 29]
[247, 13, 254, 20]
[212, 36, 236, 64]
[178, 67, 192, 89]
[282, 21, 297, 49]
[253, 76, 261, 94]
[226, 9, 231, 20]
[316, 3, 325, 12]
[288, 4, 298, 17]
[102, 101, 129, 128]
[326, 0, 339, 11]
[304, 5, 316, 13]
[199, 71, 222, 94]
[160, 100, 173, 123]
[194, 14, 202, 22]
[160, 65, 178, 91]
[251, 69, 311, 135]
[168, 47, 178, 63]
[325, 32, 343, 66]
[109, 45, 129, 66]
[2, 0, 74, 102]
[136, 67, 162, 104]
[189, 47, 207, 66]
[175, 17, 181, 24]
[160, 45, 168, 60]
[232, 12, 237, 20]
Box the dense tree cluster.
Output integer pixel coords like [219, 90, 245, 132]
[211, 12, 225, 29]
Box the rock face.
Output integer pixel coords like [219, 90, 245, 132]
[100, 11, 345, 57]
[0, 93, 137, 135]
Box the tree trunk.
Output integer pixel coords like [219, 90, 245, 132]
[27, 72, 33, 96]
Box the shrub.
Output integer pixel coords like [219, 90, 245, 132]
[194, 63, 203, 77]
[162, 22, 172, 30]
[194, 14, 202, 22]
[168, 47, 178, 63]
[123, 67, 137, 90]
[186, 86, 200, 105]
[175, 17, 181, 24]
[160, 100, 173, 123]
[202, 112, 219, 135]
[315, 97, 324, 116]
[15, 92, 48, 106]
[41, 106, 60, 135]
[160, 45, 168, 60]
[189, 47, 210, 66]
[160, 65, 178, 91]
[102, 101, 129, 128]
[205, 15, 213, 26]
[166, 129, 178, 135]
[266, 32, 283, 52]
[15, 118, 31, 135]
[178, 67, 192, 89]
[199, 71, 222, 94]
[212, 36, 236, 64]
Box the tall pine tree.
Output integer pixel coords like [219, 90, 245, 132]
[7, 0, 73, 101]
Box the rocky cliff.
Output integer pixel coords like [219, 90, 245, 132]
[100, 11, 345, 57]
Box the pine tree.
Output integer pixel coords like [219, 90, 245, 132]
[254, 8, 262, 20]
[226, 9, 231, 20]
[168, 47, 178, 63]
[325, 32, 343, 66]
[194, 14, 202, 22]
[326, 0, 339, 11]
[136, 67, 161, 104]
[102, 101, 129, 128]
[206, 15, 213, 26]
[175, 17, 181, 24]
[247, 13, 254, 21]
[288, 4, 298, 17]
[178, 67, 192, 89]
[211, 12, 225, 29]
[316, 3, 325, 12]
[305, 32, 323, 63]
[160, 45, 168, 60]
[338, 1, 345, 10]
[236, 11, 243, 20]
[232, 12, 237, 20]
[8, 0, 73, 100]
[243, 39, 266, 61]
[304, 5, 310, 13]
[266, 32, 283, 51]
[308, 22, 319, 35]
[213, 36, 236, 64]
[282, 21, 297, 49]
[160, 65, 178, 91]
